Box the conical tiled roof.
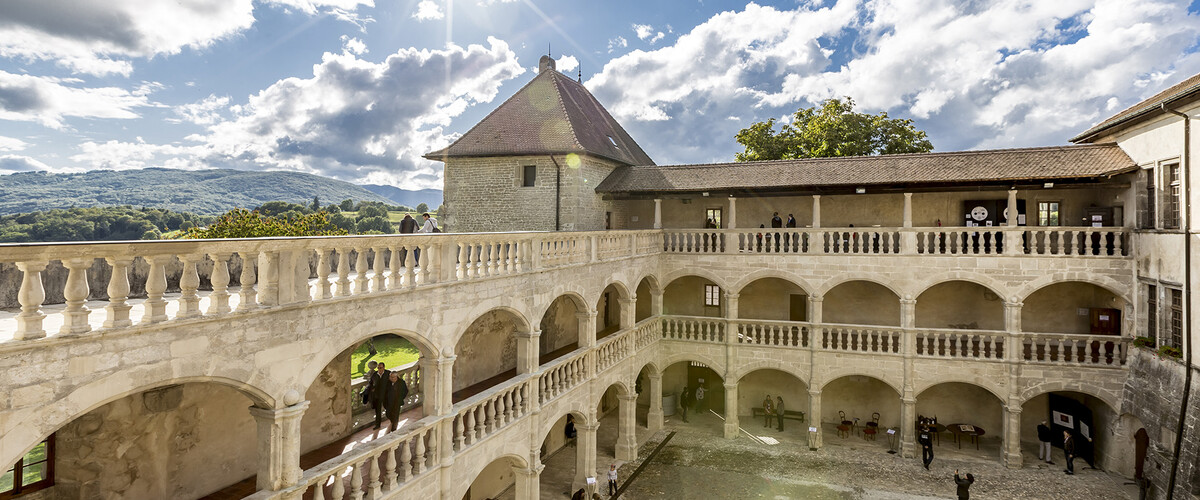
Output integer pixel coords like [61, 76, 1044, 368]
[425, 60, 655, 166]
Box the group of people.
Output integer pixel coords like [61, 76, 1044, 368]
[760, 394, 787, 431]
[1037, 420, 1091, 475]
[677, 383, 707, 422]
[363, 360, 410, 432]
[397, 212, 439, 234]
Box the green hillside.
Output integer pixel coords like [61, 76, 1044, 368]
[0, 168, 396, 216]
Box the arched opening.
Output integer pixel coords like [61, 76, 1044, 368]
[820, 375, 900, 447]
[462, 454, 526, 500]
[823, 281, 900, 326]
[595, 383, 628, 465]
[596, 283, 627, 340]
[737, 278, 808, 321]
[663, 360, 725, 426]
[917, 382, 1004, 460]
[736, 369, 808, 436]
[915, 281, 1004, 330]
[634, 276, 659, 323]
[1021, 391, 1118, 470]
[1022, 282, 1127, 335]
[536, 411, 586, 498]
[24, 382, 262, 499]
[454, 309, 527, 402]
[663, 276, 722, 318]
[633, 365, 655, 430]
[539, 295, 584, 365]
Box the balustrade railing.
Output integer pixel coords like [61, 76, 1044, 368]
[634, 317, 662, 349]
[661, 315, 725, 343]
[821, 324, 902, 354]
[597, 328, 634, 372]
[538, 350, 589, 405]
[914, 328, 1007, 360]
[1020, 333, 1128, 367]
[451, 379, 530, 452]
[734, 319, 809, 347]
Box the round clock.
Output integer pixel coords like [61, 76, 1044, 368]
[970, 205, 988, 221]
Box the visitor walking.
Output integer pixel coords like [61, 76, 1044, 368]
[1063, 430, 1076, 475]
[953, 470, 975, 500]
[1037, 421, 1054, 464]
[608, 464, 618, 496]
[370, 362, 389, 430]
[362, 360, 378, 405]
[679, 385, 691, 423]
[919, 424, 935, 470]
[776, 396, 786, 431]
[762, 395, 774, 428]
[771, 212, 783, 228]
[384, 370, 409, 432]
[565, 414, 577, 439]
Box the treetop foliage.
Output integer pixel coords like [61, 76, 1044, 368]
[184, 209, 348, 239]
[0, 206, 208, 243]
[734, 97, 934, 162]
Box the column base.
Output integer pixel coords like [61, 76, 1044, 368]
[647, 410, 664, 432]
[616, 442, 637, 461]
[1003, 450, 1023, 469]
[900, 441, 916, 459]
[724, 420, 739, 439]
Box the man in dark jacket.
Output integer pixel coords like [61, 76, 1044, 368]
[370, 362, 388, 429]
[384, 370, 409, 432]
[771, 212, 783, 228]
[1063, 430, 1076, 475]
[399, 214, 418, 233]
[954, 470, 974, 499]
[1037, 421, 1054, 464]
[776, 396, 786, 431]
[919, 424, 935, 470]
[679, 385, 692, 423]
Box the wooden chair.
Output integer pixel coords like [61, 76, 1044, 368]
[837, 410, 852, 438]
[863, 413, 879, 440]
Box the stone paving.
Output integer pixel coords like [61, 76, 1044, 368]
[530, 410, 1140, 499]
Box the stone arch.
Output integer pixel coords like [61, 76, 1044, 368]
[815, 274, 906, 299]
[537, 407, 594, 442]
[913, 272, 1011, 301]
[914, 278, 1007, 330]
[452, 301, 535, 351]
[818, 371, 902, 395]
[596, 379, 633, 403]
[915, 380, 1007, 407]
[659, 351, 726, 376]
[1, 373, 275, 473]
[730, 269, 816, 296]
[1013, 274, 1132, 305]
[729, 360, 809, 387]
[634, 272, 663, 296]
[592, 278, 633, 306]
[636, 360, 662, 378]
[451, 451, 531, 500]
[1018, 380, 1121, 412]
[296, 320, 440, 393]
[531, 289, 592, 326]
[660, 267, 729, 291]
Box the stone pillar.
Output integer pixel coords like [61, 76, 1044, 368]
[903, 193, 913, 227]
[808, 294, 823, 349]
[811, 195, 821, 228]
[580, 311, 598, 348]
[249, 400, 310, 492]
[60, 258, 92, 334]
[514, 462, 543, 500]
[808, 389, 823, 449]
[1005, 301, 1023, 362]
[650, 290, 663, 317]
[1004, 189, 1023, 256]
[1006, 189, 1019, 227]
[575, 421, 599, 489]
[901, 193, 917, 254]
[724, 292, 739, 320]
[900, 298, 916, 329]
[723, 381, 739, 439]
[433, 356, 455, 416]
[900, 396, 917, 458]
[1003, 401, 1023, 467]
[619, 297, 637, 330]
[727, 197, 737, 229]
[517, 329, 540, 375]
[653, 199, 663, 229]
[647, 373, 664, 432]
[616, 394, 639, 460]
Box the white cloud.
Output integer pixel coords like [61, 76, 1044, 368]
[69, 139, 206, 171]
[607, 36, 628, 53]
[170, 94, 231, 126]
[557, 55, 579, 73]
[0, 154, 51, 174]
[633, 23, 665, 44]
[0, 136, 29, 152]
[341, 36, 368, 55]
[0, 70, 158, 129]
[413, 0, 445, 21]
[586, 0, 1200, 165]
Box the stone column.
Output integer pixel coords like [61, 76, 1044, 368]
[650, 290, 663, 317]
[653, 199, 663, 229]
[647, 372, 664, 432]
[900, 298, 916, 329]
[808, 294, 823, 349]
[575, 421, 599, 489]
[811, 195, 821, 228]
[249, 400, 310, 492]
[432, 356, 455, 416]
[580, 311, 598, 348]
[60, 258, 92, 334]
[900, 298, 917, 459]
[724, 292, 739, 320]
[723, 381, 739, 439]
[619, 297, 637, 330]
[514, 462, 543, 500]
[1003, 401, 1023, 467]
[727, 197, 737, 229]
[616, 394, 639, 460]
[1006, 189, 1019, 227]
[901, 193, 917, 254]
[808, 389, 823, 449]
[1005, 301, 1023, 363]
[903, 193, 913, 228]
[517, 329, 541, 375]
[900, 396, 917, 458]
[1004, 189, 1023, 256]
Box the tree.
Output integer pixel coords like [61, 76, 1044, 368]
[734, 97, 933, 161]
[356, 204, 387, 220]
[356, 216, 393, 234]
[311, 196, 321, 211]
[415, 203, 429, 214]
[339, 199, 355, 212]
[185, 209, 347, 239]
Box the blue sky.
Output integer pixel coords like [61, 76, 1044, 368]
[2, 0, 1200, 190]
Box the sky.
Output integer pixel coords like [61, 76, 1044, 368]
[2, 0, 1200, 191]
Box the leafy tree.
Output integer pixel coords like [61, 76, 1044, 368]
[339, 199, 355, 212]
[415, 203, 429, 214]
[311, 196, 321, 211]
[184, 209, 347, 239]
[141, 229, 162, 240]
[256, 201, 309, 217]
[328, 212, 357, 233]
[356, 215, 393, 234]
[436, 204, 445, 219]
[356, 204, 387, 220]
[734, 97, 933, 161]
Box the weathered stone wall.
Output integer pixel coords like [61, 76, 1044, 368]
[663, 276, 720, 317]
[52, 383, 257, 500]
[1023, 282, 1126, 334]
[539, 296, 580, 355]
[454, 310, 520, 392]
[820, 375, 902, 428]
[1121, 348, 1200, 499]
[738, 278, 806, 321]
[736, 369, 808, 419]
[916, 382, 1004, 434]
[914, 281, 1004, 329]
[300, 348, 353, 453]
[823, 281, 901, 326]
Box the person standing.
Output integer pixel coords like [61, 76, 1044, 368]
[1063, 430, 1076, 475]
[771, 212, 783, 228]
[953, 470, 975, 500]
[776, 396, 786, 431]
[785, 214, 796, 228]
[362, 360, 378, 405]
[370, 362, 389, 429]
[762, 395, 774, 428]
[1037, 421, 1054, 464]
[384, 370, 409, 432]
[694, 384, 706, 413]
[607, 464, 618, 496]
[417, 212, 437, 233]
[679, 385, 691, 423]
[399, 213, 417, 233]
[919, 424, 935, 470]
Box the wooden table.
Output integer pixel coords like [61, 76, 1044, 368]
[948, 423, 985, 449]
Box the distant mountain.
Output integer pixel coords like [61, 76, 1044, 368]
[0, 168, 396, 215]
[361, 184, 442, 209]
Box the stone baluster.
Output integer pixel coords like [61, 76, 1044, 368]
[208, 254, 233, 315]
[368, 452, 383, 498]
[349, 460, 364, 500]
[315, 249, 333, 299]
[389, 245, 404, 290]
[143, 256, 169, 324]
[354, 247, 369, 294]
[238, 251, 259, 311]
[464, 409, 476, 445]
[314, 482, 326, 500]
[177, 254, 202, 319]
[258, 252, 278, 306]
[372, 246, 387, 292]
[331, 472, 345, 500]
[104, 257, 134, 328]
[385, 444, 398, 488]
[60, 258, 93, 334]
[403, 246, 417, 289]
[398, 438, 413, 481]
[335, 248, 352, 296]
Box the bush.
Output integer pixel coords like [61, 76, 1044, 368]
[184, 209, 347, 238]
[1133, 336, 1156, 349]
[1158, 345, 1183, 359]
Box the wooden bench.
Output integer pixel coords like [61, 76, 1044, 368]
[750, 407, 805, 422]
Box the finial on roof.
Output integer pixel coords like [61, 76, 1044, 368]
[539, 55, 556, 73]
[578, 65, 582, 83]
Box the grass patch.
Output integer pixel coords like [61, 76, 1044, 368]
[350, 336, 420, 379]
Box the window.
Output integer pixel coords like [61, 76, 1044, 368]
[521, 165, 536, 187]
[1, 436, 53, 498]
[1038, 201, 1060, 226]
[705, 208, 722, 228]
[703, 284, 720, 307]
[1146, 284, 1157, 342]
[1164, 163, 1180, 229]
[1169, 288, 1183, 349]
[1143, 167, 1156, 229]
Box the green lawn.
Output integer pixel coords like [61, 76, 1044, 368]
[350, 336, 420, 379]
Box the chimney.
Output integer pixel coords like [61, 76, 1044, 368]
[539, 55, 556, 73]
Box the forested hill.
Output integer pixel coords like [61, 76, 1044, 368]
[0, 168, 396, 215]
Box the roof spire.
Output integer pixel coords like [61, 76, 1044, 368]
[578, 64, 582, 83]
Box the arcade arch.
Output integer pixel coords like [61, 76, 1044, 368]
[460, 453, 530, 500]
[1021, 390, 1121, 472]
[823, 280, 900, 326]
[820, 375, 901, 431]
[454, 308, 530, 401]
[634, 275, 661, 322]
[915, 281, 1005, 330]
[539, 294, 586, 364]
[663, 275, 722, 317]
[1022, 282, 1127, 335]
[735, 369, 809, 431]
[596, 283, 628, 340]
[737, 278, 809, 321]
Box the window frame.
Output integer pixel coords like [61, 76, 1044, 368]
[1037, 201, 1061, 226]
[0, 435, 54, 499]
[1169, 287, 1183, 349]
[705, 208, 722, 229]
[703, 284, 720, 307]
[1163, 162, 1181, 230]
[1143, 165, 1157, 229]
[521, 165, 537, 188]
[1146, 283, 1158, 343]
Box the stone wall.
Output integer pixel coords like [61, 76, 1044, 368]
[454, 310, 520, 392]
[1121, 348, 1200, 499]
[663, 276, 720, 317]
[300, 348, 353, 453]
[822, 281, 901, 326]
[539, 296, 580, 355]
[820, 376, 902, 428]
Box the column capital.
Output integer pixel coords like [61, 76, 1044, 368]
[516, 329, 542, 339]
[899, 298, 917, 306]
[723, 381, 738, 390]
[618, 393, 639, 402]
[436, 355, 456, 365]
[581, 421, 601, 432]
[808, 294, 823, 302]
[618, 297, 637, 306]
[808, 388, 821, 396]
[577, 310, 598, 320]
[249, 400, 311, 420]
[812, 194, 821, 200]
[723, 292, 740, 300]
[648, 371, 662, 380]
[1004, 300, 1024, 308]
